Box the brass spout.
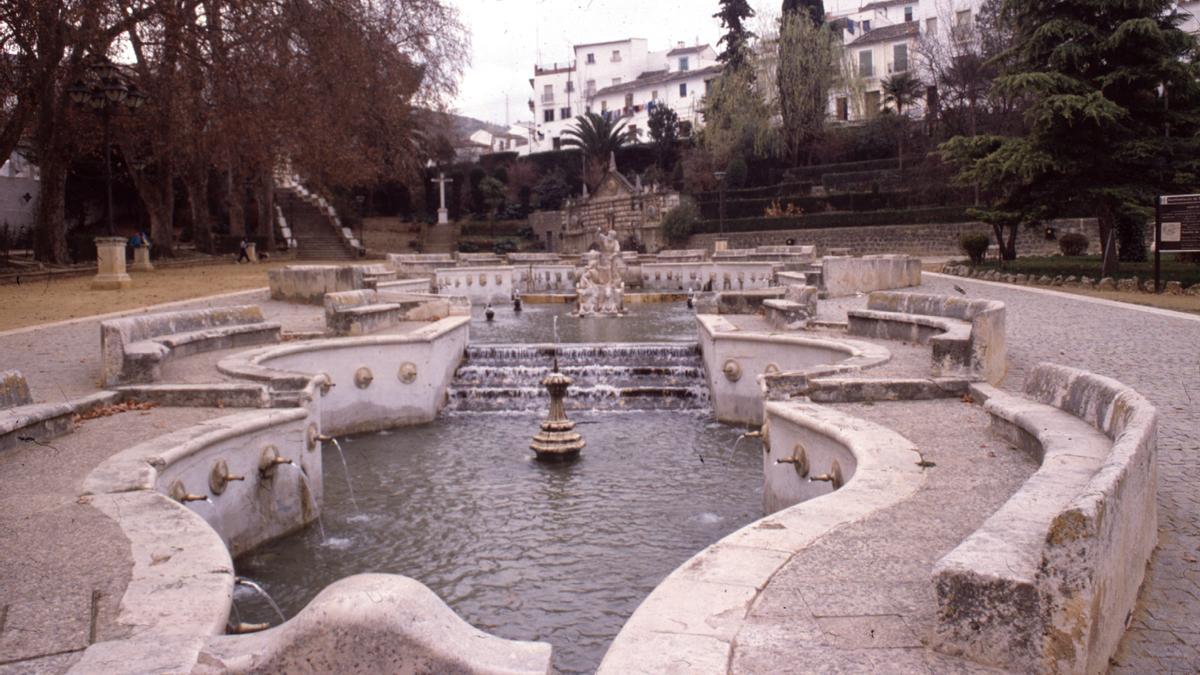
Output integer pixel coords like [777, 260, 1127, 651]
[745, 431, 763, 439]
[258, 445, 293, 478]
[775, 443, 810, 478]
[209, 459, 246, 495]
[316, 434, 333, 442]
[167, 479, 209, 503]
[809, 459, 845, 490]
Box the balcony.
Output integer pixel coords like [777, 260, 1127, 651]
[541, 94, 555, 105]
[887, 61, 908, 74]
[859, 64, 875, 78]
[534, 60, 576, 76]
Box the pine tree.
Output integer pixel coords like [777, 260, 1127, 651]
[714, 0, 756, 72]
[940, 0, 1200, 271]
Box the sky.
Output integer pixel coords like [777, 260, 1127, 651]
[445, 0, 861, 126]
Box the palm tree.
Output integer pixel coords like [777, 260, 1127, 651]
[880, 71, 924, 169]
[561, 112, 629, 184]
[881, 71, 924, 115]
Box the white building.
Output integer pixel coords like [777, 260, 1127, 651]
[528, 39, 722, 153]
[826, 0, 986, 122]
[469, 126, 534, 156]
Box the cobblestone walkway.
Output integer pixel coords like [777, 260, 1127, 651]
[917, 275, 1200, 672]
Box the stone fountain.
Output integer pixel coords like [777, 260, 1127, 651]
[575, 227, 625, 317]
[530, 318, 585, 461]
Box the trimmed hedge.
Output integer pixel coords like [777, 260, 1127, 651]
[693, 206, 972, 233]
[459, 221, 530, 237]
[783, 157, 901, 182]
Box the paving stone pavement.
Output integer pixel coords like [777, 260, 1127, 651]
[735, 399, 1035, 674]
[914, 275, 1200, 673]
[0, 291, 324, 402]
[0, 407, 233, 672]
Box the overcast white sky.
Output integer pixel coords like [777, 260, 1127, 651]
[445, 0, 861, 125]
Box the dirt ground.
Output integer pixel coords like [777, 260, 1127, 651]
[1047, 284, 1200, 314]
[0, 260, 310, 331]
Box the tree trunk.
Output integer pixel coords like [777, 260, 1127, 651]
[185, 169, 213, 253]
[224, 168, 245, 238]
[129, 167, 176, 257]
[255, 171, 276, 254]
[1099, 212, 1120, 277]
[33, 160, 69, 263]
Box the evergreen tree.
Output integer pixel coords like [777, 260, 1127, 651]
[775, 10, 836, 164]
[940, 0, 1200, 271]
[647, 105, 680, 171]
[714, 0, 756, 72]
[782, 0, 824, 26]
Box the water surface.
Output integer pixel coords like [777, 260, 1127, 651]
[235, 411, 762, 674]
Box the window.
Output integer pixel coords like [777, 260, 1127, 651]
[956, 10, 971, 27]
[892, 44, 908, 73]
[561, 107, 572, 119]
[926, 17, 937, 35]
[862, 19, 871, 32]
[612, 77, 622, 86]
[904, 6, 913, 22]
[864, 90, 881, 118]
[651, 90, 658, 101]
[586, 53, 595, 64]
[611, 50, 622, 62]
[954, 10, 972, 41]
[679, 56, 690, 72]
[566, 81, 575, 93]
[586, 79, 596, 97]
[553, 137, 562, 150]
[679, 82, 688, 97]
[705, 79, 714, 94]
[836, 97, 849, 121]
[601, 100, 608, 112]
[542, 84, 553, 104]
[858, 50, 873, 77]
[624, 93, 634, 110]
[585, 105, 592, 113]
[544, 109, 555, 123]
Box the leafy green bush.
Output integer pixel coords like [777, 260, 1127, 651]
[960, 232, 991, 264]
[1058, 232, 1089, 257]
[725, 156, 749, 189]
[662, 197, 701, 244]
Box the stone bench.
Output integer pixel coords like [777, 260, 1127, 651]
[847, 291, 1006, 384]
[356, 263, 397, 289]
[323, 289, 403, 336]
[2, 369, 120, 452]
[932, 363, 1157, 673]
[101, 306, 281, 386]
[763, 285, 819, 330]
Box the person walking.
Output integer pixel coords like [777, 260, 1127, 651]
[237, 237, 251, 263]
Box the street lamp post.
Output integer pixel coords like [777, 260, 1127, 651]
[713, 171, 727, 236]
[67, 58, 146, 290]
[67, 58, 147, 237]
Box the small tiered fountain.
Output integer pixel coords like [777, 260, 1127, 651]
[530, 318, 585, 461]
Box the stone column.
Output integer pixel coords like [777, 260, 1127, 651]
[130, 245, 154, 272]
[92, 236, 133, 290]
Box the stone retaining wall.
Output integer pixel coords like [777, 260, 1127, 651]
[689, 218, 1099, 256]
[822, 255, 921, 297]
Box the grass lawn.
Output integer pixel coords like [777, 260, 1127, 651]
[0, 260, 307, 332]
[971, 255, 1200, 286]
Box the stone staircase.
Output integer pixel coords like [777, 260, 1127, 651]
[276, 185, 360, 261]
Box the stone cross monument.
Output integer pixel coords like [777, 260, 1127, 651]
[431, 172, 453, 225]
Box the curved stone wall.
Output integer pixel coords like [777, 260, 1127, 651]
[220, 316, 469, 435]
[598, 403, 924, 673]
[697, 314, 890, 424]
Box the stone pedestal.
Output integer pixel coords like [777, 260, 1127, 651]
[246, 242, 259, 262]
[92, 237, 133, 290]
[713, 239, 729, 252]
[130, 245, 154, 272]
[437, 208, 449, 225]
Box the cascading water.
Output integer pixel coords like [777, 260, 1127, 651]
[447, 343, 710, 412]
[285, 464, 326, 542]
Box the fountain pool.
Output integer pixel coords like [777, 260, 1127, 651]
[469, 302, 696, 343]
[234, 410, 761, 674]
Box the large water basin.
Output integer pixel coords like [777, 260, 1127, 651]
[469, 301, 697, 343]
[234, 411, 761, 674]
